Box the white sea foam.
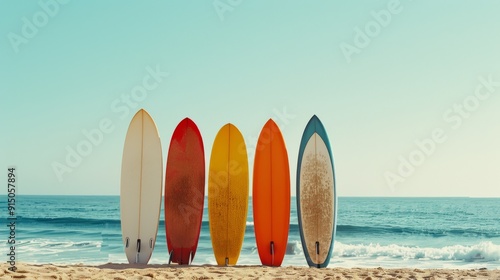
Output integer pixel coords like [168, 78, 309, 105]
[334, 241, 500, 262]
[12, 239, 500, 269]
[286, 240, 303, 255]
[15, 239, 107, 265]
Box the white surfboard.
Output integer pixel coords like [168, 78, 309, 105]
[120, 109, 163, 264]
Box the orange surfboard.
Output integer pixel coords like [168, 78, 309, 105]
[252, 119, 290, 266]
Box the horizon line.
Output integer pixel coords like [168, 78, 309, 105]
[12, 194, 500, 198]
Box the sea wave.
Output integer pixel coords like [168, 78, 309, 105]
[336, 224, 500, 238]
[18, 239, 102, 250]
[18, 217, 257, 230]
[247, 240, 303, 256]
[286, 240, 303, 255]
[17, 216, 121, 226]
[334, 241, 500, 262]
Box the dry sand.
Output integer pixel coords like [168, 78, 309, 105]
[1, 263, 499, 279]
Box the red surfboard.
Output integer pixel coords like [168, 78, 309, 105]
[253, 119, 291, 266]
[164, 118, 205, 265]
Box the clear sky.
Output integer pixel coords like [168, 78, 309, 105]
[1, 1, 499, 196]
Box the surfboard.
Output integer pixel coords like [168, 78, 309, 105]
[208, 123, 249, 266]
[120, 109, 163, 264]
[164, 118, 205, 265]
[252, 119, 290, 266]
[297, 115, 336, 268]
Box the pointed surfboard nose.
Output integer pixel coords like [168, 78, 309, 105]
[309, 115, 321, 126]
[182, 117, 193, 123]
[265, 118, 278, 128]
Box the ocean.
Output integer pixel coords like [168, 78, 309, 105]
[3, 196, 500, 269]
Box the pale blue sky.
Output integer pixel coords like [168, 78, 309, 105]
[1, 1, 499, 196]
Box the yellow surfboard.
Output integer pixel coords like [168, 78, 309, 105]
[208, 123, 249, 265]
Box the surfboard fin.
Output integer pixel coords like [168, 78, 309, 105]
[189, 251, 194, 265]
[135, 239, 141, 264]
[168, 250, 173, 265]
[149, 238, 153, 249]
[270, 241, 275, 266]
[125, 237, 129, 248]
[316, 241, 320, 268]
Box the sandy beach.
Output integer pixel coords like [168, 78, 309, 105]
[1, 263, 498, 280]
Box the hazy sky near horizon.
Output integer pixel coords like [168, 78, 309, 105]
[1, 1, 499, 197]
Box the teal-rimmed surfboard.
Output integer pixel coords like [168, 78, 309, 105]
[296, 115, 337, 268]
